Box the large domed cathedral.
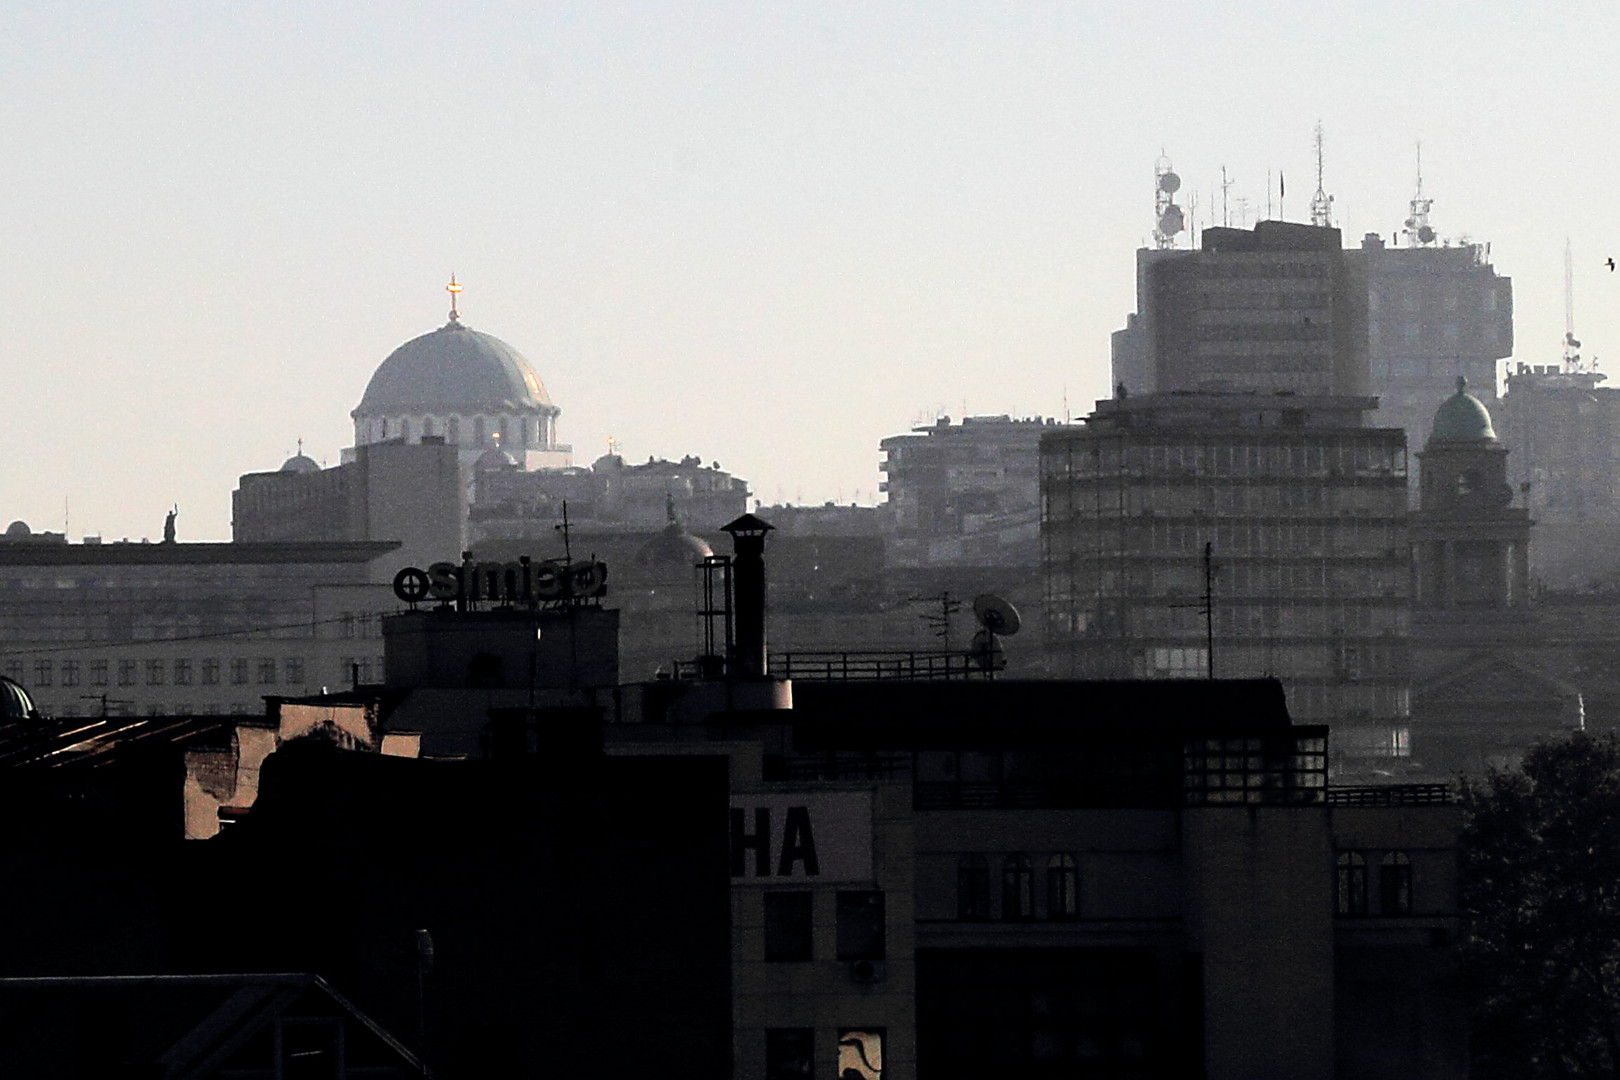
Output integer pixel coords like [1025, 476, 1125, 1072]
[350, 281, 570, 470]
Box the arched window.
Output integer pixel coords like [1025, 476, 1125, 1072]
[1380, 852, 1412, 915]
[1046, 854, 1078, 919]
[380, 418, 389, 439]
[957, 855, 989, 920]
[1001, 854, 1033, 920]
[474, 416, 486, 446]
[1336, 852, 1367, 916]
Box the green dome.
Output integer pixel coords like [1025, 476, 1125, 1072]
[1430, 377, 1496, 441]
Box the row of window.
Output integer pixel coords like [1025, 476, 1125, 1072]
[958, 854, 1079, 921]
[59, 702, 261, 718]
[6, 655, 386, 694]
[6, 657, 305, 689]
[766, 1028, 883, 1080]
[1336, 851, 1413, 916]
[763, 891, 885, 963]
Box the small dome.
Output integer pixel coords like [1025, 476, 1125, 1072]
[1430, 377, 1497, 442]
[0, 675, 39, 723]
[355, 320, 554, 416]
[475, 447, 519, 471]
[280, 454, 320, 474]
[636, 521, 714, 573]
[5, 521, 30, 537]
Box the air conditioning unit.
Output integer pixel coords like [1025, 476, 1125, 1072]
[849, 959, 886, 985]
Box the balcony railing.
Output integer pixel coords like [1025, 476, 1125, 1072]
[768, 650, 979, 681]
[1326, 784, 1453, 806]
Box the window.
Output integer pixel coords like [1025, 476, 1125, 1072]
[230, 659, 249, 685]
[1336, 852, 1367, 915]
[257, 658, 276, 685]
[3, 661, 19, 682]
[90, 660, 108, 687]
[201, 658, 220, 685]
[173, 659, 193, 686]
[118, 660, 138, 687]
[1047, 854, 1078, 919]
[145, 659, 164, 686]
[340, 613, 356, 639]
[763, 892, 813, 962]
[33, 659, 52, 687]
[1001, 854, 1033, 920]
[957, 855, 990, 920]
[765, 1029, 813, 1080]
[284, 658, 305, 685]
[60, 659, 80, 687]
[1381, 852, 1413, 915]
[836, 892, 885, 961]
[838, 1030, 884, 1080]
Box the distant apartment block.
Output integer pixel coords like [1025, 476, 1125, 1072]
[879, 415, 1054, 567]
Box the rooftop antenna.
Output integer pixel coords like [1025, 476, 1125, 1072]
[1309, 121, 1335, 228]
[1401, 142, 1436, 246]
[1220, 166, 1233, 227]
[446, 273, 463, 322]
[1153, 153, 1185, 249]
[1564, 238, 1582, 371]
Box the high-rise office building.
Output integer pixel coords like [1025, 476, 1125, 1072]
[1041, 393, 1411, 772]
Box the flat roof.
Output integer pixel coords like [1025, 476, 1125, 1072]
[0, 541, 400, 567]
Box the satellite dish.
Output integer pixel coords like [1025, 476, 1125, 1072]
[1417, 225, 1436, 244]
[1157, 205, 1185, 236]
[1158, 171, 1181, 194]
[973, 594, 1022, 636]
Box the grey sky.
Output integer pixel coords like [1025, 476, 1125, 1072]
[2, 1, 1614, 540]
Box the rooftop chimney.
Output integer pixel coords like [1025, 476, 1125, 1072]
[721, 513, 774, 678]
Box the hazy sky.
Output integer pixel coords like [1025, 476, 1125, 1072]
[3, 2, 1616, 541]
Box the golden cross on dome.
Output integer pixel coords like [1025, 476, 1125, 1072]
[446, 273, 464, 321]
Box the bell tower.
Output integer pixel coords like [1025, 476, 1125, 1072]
[1412, 378, 1531, 609]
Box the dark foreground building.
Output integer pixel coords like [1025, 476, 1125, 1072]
[0, 532, 1466, 1079]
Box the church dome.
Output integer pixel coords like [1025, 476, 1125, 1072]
[1430, 377, 1497, 442]
[0, 675, 39, 723]
[280, 453, 320, 474]
[355, 318, 554, 417]
[475, 447, 519, 471]
[5, 521, 30, 538]
[636, 521, 714, 574]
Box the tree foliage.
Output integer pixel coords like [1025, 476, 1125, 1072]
[1461, 731, 1620, 1079]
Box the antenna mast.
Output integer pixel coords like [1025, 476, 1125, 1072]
[1308, 122, 1334, 228]
[1402, 142, 1436, 246]
[1152, 153, 1185, 249]
[1564, 238, 1582, 371]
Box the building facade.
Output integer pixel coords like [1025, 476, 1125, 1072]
[1110, 221, 1369, 398]
[232, 438, 467, 572]
[1359, 233, 1513, 480]
[878, 415, 1053, 568]
[0, 539, 400, 719]
[1041, 393, 1411, 773]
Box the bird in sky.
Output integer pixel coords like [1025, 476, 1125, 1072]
[1607, 257, 1616, 272]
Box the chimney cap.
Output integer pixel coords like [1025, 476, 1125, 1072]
[721, 512, 775, 537]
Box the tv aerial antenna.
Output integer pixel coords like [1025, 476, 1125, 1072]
[910, 591, 963, 650]
[968, 594, 1022, 676]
